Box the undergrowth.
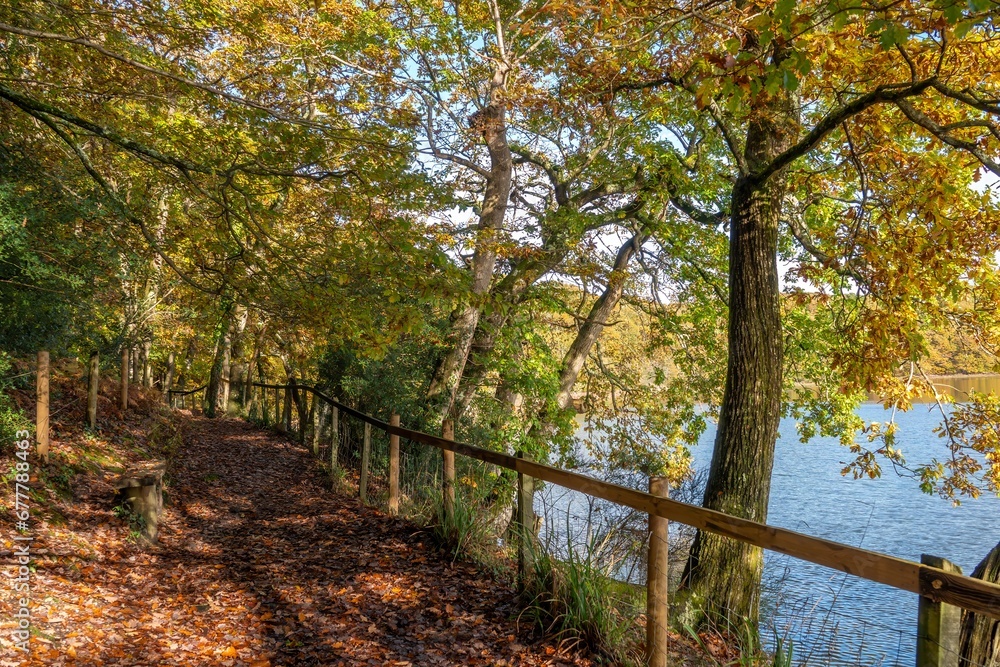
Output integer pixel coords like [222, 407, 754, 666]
[0, 355, 184, 532]
[111, 501, 148, 543]
[520, 529, 644, 666]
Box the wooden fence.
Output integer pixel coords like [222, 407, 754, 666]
[166, 384, 207, 410]
[22, 351, 999, 665]
[241, 381, 1000, 666]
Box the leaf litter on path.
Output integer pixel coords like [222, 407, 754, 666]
[2, 415, 592, 666]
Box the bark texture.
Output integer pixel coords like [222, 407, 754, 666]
[680, 91, 797, 632]
[426, 83, 512, 424]
[959, 541, 1000, 667]
[554, 233, 645, 411]
[453, 247, 570, 417]
[164, 350, 176, 398]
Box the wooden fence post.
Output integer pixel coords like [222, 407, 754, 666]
[282, 385, 292, 434]
[330, 400, 340, 474]
[515, 450, 535, 589]
[274, 387, 280, 426]
[360, 421, 371, 504]
[36, 351, 49, 463]
[311, 397, 321, 457]
[388, 413, 400, 516]
[120, 347, 129, 413]
[442, 419, 456, 523]
[918, 555, 963, 667]
[646, 476, 670, 667]
[86, 351, 99, 429]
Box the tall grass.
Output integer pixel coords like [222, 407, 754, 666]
[520, 518, 645, 665]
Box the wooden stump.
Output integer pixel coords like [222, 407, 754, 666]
[960, 541, 1000, 667]
[112, 461, 166, 543]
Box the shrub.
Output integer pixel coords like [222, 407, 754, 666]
[0, 352, 30, 448]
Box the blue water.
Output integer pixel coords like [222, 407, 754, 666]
[712, 403, 1000, 666]
[543, 396, 1000, 666]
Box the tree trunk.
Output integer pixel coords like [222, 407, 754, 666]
[206, 303, 235, 418]
[227, 307, 250, 408]
[254, 352, 266, 421]
[959, 541, 1000, 667]
[291, 379, 307, 443]
[453, 249, 568, 417]
[178, 338, 195, 392]
[680, 100, 796, 634]
[426, 70, 512, 425]
[164, 350, 175, 399]
[554, 233, 646, 411]
[142, 338, 153, 388]
[130, 348, 139, 383]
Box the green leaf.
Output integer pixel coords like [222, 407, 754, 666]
[954, 20, 974, 39]
[775, 0, 796, 29]
[879, 23, 909, 50]
[782, 69, 800, 92]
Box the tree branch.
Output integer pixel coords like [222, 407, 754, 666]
[0, 82, 349, 182]
[751, 77, 938, 186]
[895, 98, 1000, 177]
[0, 21, 353, 134]
[33, 112, 222, 295]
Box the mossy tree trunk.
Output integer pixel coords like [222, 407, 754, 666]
[680, 80, 797, 635]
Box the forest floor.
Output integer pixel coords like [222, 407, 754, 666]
[0, 373, 716, 666]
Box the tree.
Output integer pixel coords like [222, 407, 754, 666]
[550, 0, 1000, 632]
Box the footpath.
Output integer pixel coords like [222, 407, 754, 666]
[2, 413, 590, 666]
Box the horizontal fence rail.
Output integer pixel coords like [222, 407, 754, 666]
[167, 384, 207, 410]
[250, 382, 1000, 621]
[167, 384, 207, 397]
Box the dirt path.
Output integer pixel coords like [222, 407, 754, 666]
[6, 416, 588, 666]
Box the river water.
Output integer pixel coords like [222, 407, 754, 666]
[542, 375, 1000, 666]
